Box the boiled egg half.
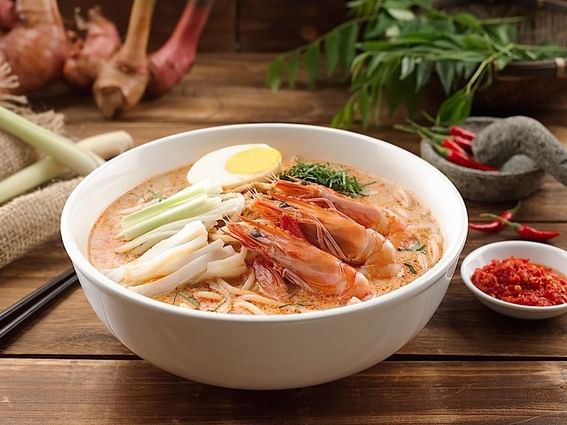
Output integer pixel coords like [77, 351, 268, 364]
[187, 143, 282, 189]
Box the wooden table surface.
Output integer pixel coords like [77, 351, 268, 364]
[1, 53, 567, 424]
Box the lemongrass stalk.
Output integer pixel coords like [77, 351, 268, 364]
[118, 195, 220, 240]
[0, 131, 133, 205]
[117, 195, 245, 251]
[121, 179, 221, 228]
[0, 106, 103, 175]
[120, 193, 244, 247]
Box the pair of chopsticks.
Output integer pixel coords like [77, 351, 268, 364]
[0, 268, 77, 343]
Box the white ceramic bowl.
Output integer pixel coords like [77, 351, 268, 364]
[461, 241, 567, 320]
[61, 123, 468, 389]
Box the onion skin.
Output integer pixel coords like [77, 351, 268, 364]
[148, 0, 214, 97]
[0, 0, 68, 94]
[93, 0, 156, 119]
[63, 8, 121, 89]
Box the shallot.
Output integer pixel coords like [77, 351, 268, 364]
[63, 7, 121, 89]
[0, 0, 68, 94]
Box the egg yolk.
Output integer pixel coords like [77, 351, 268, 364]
[225, 147, 281, 174]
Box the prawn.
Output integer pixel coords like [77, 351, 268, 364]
[274, 180, 412, 248]
[251, 195, 402, 279]
[227, 218, 373, 300]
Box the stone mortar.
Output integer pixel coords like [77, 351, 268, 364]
[473, 116, 567, 186]
[420, 117, 545, 202]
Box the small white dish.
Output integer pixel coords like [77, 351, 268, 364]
[461, 241, 567, 320]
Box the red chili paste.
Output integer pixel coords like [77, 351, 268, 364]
[471, 257, 567, 306]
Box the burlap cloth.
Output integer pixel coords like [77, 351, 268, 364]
[0, 178, 81, 268]
[0, 62, 77, 268]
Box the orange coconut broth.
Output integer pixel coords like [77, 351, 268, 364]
[89, 161, 443, 315]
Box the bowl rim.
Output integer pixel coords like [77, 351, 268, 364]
[460, 240, 567, 312]
[61, 123, 468, 323]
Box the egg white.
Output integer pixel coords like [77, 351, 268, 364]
[187, 144, 281, 189]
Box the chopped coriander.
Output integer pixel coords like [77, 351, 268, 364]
[404, 263, 418, 274]
[398, 241, 426, 252]
[281, 161, 367, 197]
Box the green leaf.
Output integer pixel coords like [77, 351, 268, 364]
[351, 52, 371, 80]
[415, 60, 432, 92]
[324, 31, 340, 77]
[461, 34, 493, 52]
[305, 43, 320, 88]
[287, 52, 299, 89]
[338, 23, 358, 75]
[400, 56, 416, 80]
[454, 13, 482, 30]
[387, 8, 415, 21]
[366, 52, 387, 76]
[358, 88, 371, 129]
[331, 98, 355, 129]
[486, 24, 512, 44]
[266, 56, 284, 91]
[364, 15, 394, 39]
[436, 89, 472, 126]
[385, 63, 404, 115]
[435, 61, 455, 95]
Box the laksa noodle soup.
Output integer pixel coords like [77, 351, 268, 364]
[89, 143, 444, 315]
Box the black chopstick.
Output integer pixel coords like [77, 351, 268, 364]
[0, 268, 78, 343]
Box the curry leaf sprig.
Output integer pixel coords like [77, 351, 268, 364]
[281, 161, 367, 197]
[266, 0, 567, 129]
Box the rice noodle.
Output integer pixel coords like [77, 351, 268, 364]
[417, 252, 429, 271]
[237, 293, 282, 306]
[179, 301, 197, 310]
[105, 230, 209, 284]
[233, 300, 266, 315]
[115, 230, 177, 254]
[202, 248, 248, 280]
[128, 242, 228, 297]
[241, 271, 256, 290]
[215, 298, 232, 313]
[138, 221, 207, 262]
[394, 187, 412, 209]
[193, 291, 224, 301]
[209, 279, 234, 313]
[427, 235, 441, 265]
[215, 278, 249, 295]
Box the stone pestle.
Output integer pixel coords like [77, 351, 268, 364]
[473, 116, 567, 186]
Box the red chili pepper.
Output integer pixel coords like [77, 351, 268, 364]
[482, 214, 561, 241]
[432, 144, 498, 171]
[450, 125, 476, 141]
[451, 135, 473, 154]
[469, 202, 522, 233]
[441, 138, 467, 155]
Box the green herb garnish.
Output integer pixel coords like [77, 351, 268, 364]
[174, 292, 200, 308]
[281, 161, 367, 197]
[404, 262, 418, 274]
[399, 241, 426, 252]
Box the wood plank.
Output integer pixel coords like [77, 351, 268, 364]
[58, 0, 236, 52]
[238, 0, 346, 51]
[1, 359, 566, 424]
[0, 239, 71, 311]
[2, 223, 566, 357]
